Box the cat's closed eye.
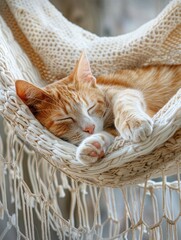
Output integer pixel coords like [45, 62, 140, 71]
[54, 117, 75, 123]
[87, 102, 107, 118]
[87, 104, 96, 115]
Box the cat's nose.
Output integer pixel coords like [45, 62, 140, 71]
[83, 124, 95, 134]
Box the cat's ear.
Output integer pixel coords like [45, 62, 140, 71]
[73, 52, 96, 87]
[15, 80, 49, 114]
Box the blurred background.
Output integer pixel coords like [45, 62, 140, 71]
[51, 0, 170, 36]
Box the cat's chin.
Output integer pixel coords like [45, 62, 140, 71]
[61, 133, 92, 146]
[72, 134, 97, 146]
[62, 131, 103, 146]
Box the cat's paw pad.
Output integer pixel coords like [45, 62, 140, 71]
[76, 134, 111, 165]
[117, 115, 153, 142]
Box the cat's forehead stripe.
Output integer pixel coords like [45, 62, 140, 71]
[81, 96, 89, 106]
[57, 89, 81, 114]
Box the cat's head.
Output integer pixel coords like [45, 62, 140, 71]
[15, 53, 108, 145]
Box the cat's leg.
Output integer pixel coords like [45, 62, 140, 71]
[113, 89, 153, 142]
[76, 132, 114, 165]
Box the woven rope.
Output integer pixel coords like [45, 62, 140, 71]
[0, 1, 181, 239]
[0, 0, 180, 188]
[1, 0, 181, 82]
[1, 135, 181, 239]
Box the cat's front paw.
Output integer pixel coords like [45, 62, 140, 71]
[116, 114, 153, 142]
[76, 133, 114, 165]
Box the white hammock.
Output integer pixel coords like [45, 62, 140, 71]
[0, 0, 181, 239]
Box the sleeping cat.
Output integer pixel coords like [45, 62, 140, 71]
[15, 53, 181, 165]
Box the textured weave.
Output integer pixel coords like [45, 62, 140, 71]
[0, 0, 180, 187]
[4, 0, 181, 82]
[0, 1, 181, 239]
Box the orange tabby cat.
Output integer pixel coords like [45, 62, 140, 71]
[15, 53, 181, 165]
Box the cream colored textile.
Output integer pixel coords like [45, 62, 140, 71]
[0, 0, 181, 239]
[0, 0, 180, 187]
[5, 0, 181, 80]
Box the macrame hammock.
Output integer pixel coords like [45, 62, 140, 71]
[0, 0, 181, 239]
